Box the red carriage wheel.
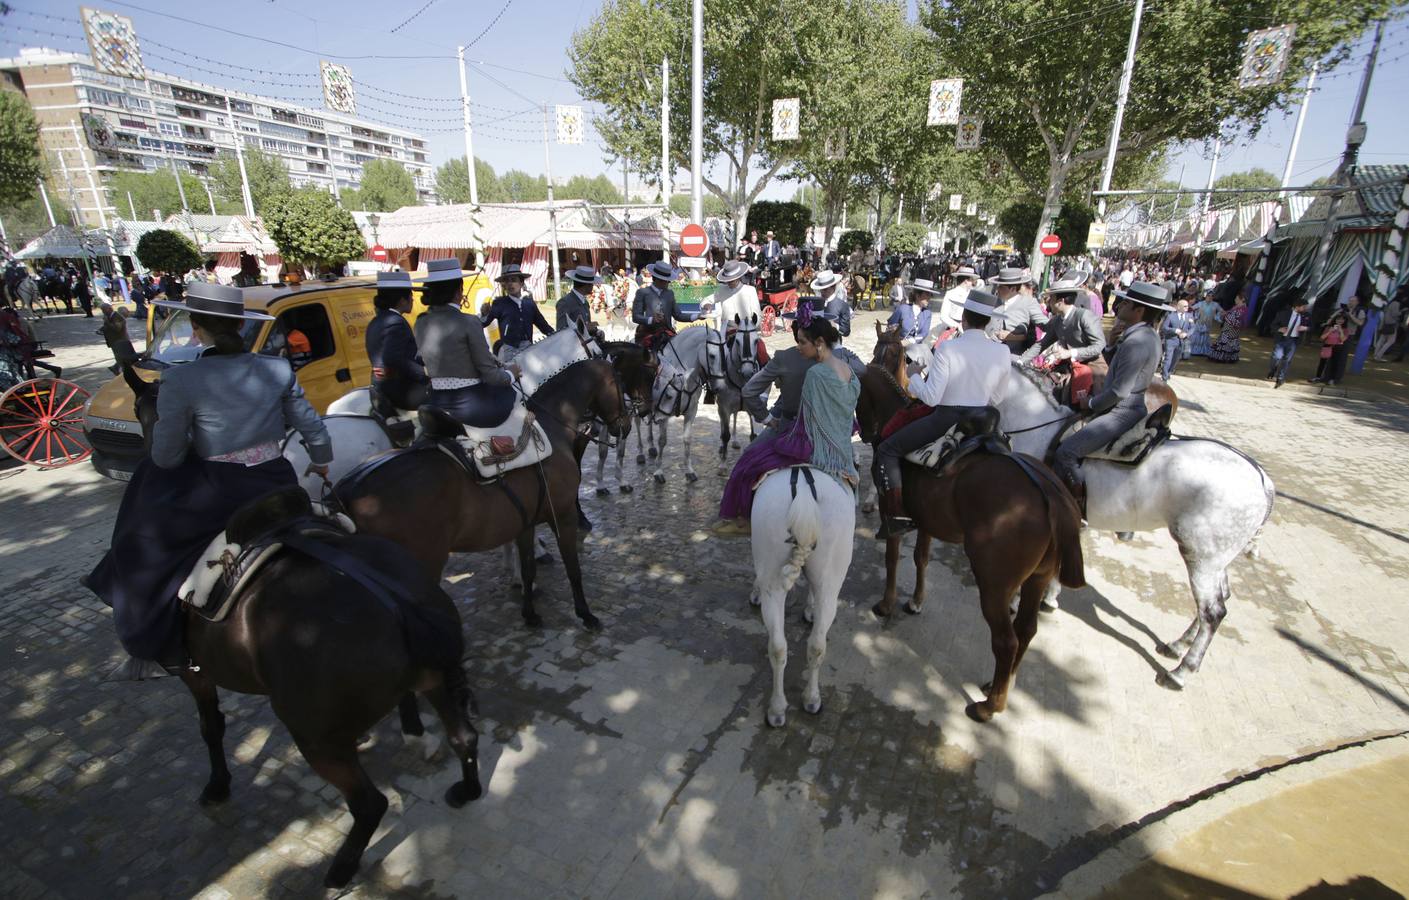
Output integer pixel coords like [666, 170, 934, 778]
[760, 303, 777, 337]
[0, 378, 93, 468]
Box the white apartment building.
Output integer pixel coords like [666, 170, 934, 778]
[0, 47, 435, 227]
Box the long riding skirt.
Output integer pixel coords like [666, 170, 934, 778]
[87, 455, 297, 661]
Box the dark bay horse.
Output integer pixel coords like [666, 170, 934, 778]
[856, 357, 1086, 723]
[335, 358, 632, 631]
[122, 366, 481, 888]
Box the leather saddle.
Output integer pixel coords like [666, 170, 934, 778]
[417, 400, 551, 481]
[904, 407, 1010, 472]
[179, 487, 355, 622]
[369, 385, 417, 447]
[1081, 402, 1174, 465]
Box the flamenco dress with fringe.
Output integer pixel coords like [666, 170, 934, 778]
[86, 350, 332, 662]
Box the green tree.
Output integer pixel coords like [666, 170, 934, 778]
[0, 92, 43, 206]
[210, 148, 291, 214]
[570, 0, 818, 243]
[885, 221, 927, 254]
[667, 194, 732, 219]
[355, 158, 419, 212]
[837, 229, 873, 256]
[558, 174, 623, 204]
[746, 200, 811, 246]
[498, 170, 549, 202]
[0, 192, 71, 247]
[135, 229, 203, 275]
[923, 0, 1388, 280]
[263, 187, 366, 271]
[1212, 167, 1282, 202]
[107, 169, 234, 220]
[434, 155, 501, 204]
[999, 199, 1095, 253]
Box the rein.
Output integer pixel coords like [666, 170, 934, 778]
[866, 361, 909, 402]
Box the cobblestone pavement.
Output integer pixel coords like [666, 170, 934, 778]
[1, 311, 1406, 899]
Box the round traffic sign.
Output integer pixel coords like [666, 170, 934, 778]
[1039, 234, 1062, 256]
[680, 223, 709, 257]
[370, 244, 389, 262]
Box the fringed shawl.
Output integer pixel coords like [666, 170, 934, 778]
[801, 362, 860, 487]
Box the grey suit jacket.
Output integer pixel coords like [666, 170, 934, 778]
[1021, 306, 1106, 363]
[413, 305, 512, 385]
[1089, 322, 1159, 415]
[988, 293, 1048, 343]
[632, 284, 696, 327]
[742, 346, 864, 423]
[555, 289, 593, 333]
[152, 351, 331, 468]
[824, 296, 852, 337]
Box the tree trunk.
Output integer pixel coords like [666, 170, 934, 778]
[1030, 156, 1072, 284]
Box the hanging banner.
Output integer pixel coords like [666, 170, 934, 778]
[966, 202, 977, 216]
[949, 194, 963, 211]
[81, 8, 145, 79]
[927, 78, 963, 126]
[955, 115, 983, 150]
[555, 105, 584, 144]
[82, 112, 115, 151]
[824, 127, 846, 160]
[772, 98, 800, 141]
[1087, 220, 1108, 249]
[321, 62, 356, 115]
[1238, 25, 1295, 88]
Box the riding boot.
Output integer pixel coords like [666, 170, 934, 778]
[1053, 459, 1088, 526]
[877, 488, 914, 540]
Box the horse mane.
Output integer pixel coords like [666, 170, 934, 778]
[1008, 360, 1065, 413]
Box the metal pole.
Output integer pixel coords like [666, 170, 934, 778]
[1280, 63, 1318, 194]
[38, 179, 56, 227]
[203, 180, 217, 215]
[690, 0, 703, 225]
[1193, 133, 1222, 261]
[457, 46, 483, 269]
[661, 56, 671, 263]
[69, 123, 117, 270]
[541, 105, 561, 299]
[622, 157, 632, 270]
[224, 96, 256, 217]
[1306, 18, 1386, 314]
[127, 190, 137, 220]
[1096, 0, 1146, 218]
[54, 151, 93, 279]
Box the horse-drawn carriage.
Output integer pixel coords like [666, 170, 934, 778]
[0, 338, 91, 468]
[755, 255, 799, 336]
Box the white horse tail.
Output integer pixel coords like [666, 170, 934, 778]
[1244, 466, 1277, 560]
[779, 477, 822, 593]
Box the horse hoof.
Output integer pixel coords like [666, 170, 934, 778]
[1039, 598, 1060, 614]
[619, 484, 633, 494]
[730, 440, 741, 449]
[636, 454, 646, 465]
[871, 602, 891, 619]
[749, 591, 760, 607]
[964, 701, 995, 723]
[1156, 669, 1186, 691]
[717, 466, 728, 477]
[652, 473, 666, 485]
[580, 613, 604, 632]
[766, 711, 787, 728]
[523, 612, 543, 628]
[324, 855, 360, 889]
[903, 601, 922, 615]
[596, 487, 610, 497]
[1155, 642, 1181, 660]
[648, 448, 658, 459]
[980, 680, 993, 694]
[804, 699, 823, 716]
[444, 779, 483, 808]
[685, 471, 699, 483]
[199, 780, 231, 806]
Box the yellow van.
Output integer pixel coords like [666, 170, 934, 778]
[83, 273, 493, 480]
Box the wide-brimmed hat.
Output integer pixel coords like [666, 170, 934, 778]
[989, 267, 1031, 286]
[1114, 281, 1175, 312]
[495, 264, 529, 283]
[810, 270, 841, 291]
[568, 265, 598, 284]
[376, 270, 413, 290]
[153, 282, 273, 321]
[961, 288, 1005, 320]
[909, 278, 943, 295]
[1045, 273, 1088, 297]
[953, 266, 977, 280]
[414, 258, 472, 285]
[646, 260, 675, 281]
[716, 259, 748, 283]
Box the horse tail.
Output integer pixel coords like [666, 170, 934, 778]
[1012, 455, 1086, 589]
[779, 480, 822, 594]
[1243, 464, 1276, 560]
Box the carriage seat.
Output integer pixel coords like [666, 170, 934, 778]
[903, 406, 1009, 472]
[178, 488, 355, 622]
[418, 401, 553, 481]
[1082, 403, 1173, 465]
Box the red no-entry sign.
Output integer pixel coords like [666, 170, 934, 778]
[680, 223, 709, 257]
[1039, 234, 1062, 256]
[370, 244, 389, 262]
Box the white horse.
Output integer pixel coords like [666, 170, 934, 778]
[634, 320, 759, 485]
[750, 466, 855, 727]
[998, 364, 1275, 688]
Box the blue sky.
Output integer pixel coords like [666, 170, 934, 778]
[5, 0, 1405, 201]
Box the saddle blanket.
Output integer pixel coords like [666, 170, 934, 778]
[1069, 403, 1173, 465]
[178, 512, 356, 622]
[452, 401, 552, 479]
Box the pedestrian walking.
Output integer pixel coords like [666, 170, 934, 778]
[1206, 292, 1249, 364]
[1310, 311, 1349, 384]
[1159, 298, 1194, 381]
[1266, 298, 1310, 387]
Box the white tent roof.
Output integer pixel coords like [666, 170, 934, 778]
[374, 201, 672, 251]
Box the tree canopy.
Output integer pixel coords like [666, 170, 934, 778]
[837, 230, 873, 255]
[107, 169, 236, 220]
[354, 159, 419, 212]
[135, 229, 203, 275]
[1212, 167, 1282, 202]
[0, 92, 44, 207]
[886, 222, 927, 255]
[209, 148, 292, 214]
[263, 187, 366, 270]
[433, 156, 503, 204]
[746, 201, 811, 247]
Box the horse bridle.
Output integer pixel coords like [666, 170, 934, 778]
[721, 323, 760, 391]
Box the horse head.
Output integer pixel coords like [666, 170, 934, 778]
[588, 358, 634, 439]
[729, 312, 761, 382]
[603, 342, 657, 417]
[870, 322, 909, 393]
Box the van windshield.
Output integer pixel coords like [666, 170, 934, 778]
[148, 309, 262, 364]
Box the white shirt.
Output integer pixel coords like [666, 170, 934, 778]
[710, 282, 761, 331]
[1119, 269, 1135, 287]
[939, 284, 971, 330]
[909, 327, 1011, 408]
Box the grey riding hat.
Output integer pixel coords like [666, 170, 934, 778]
[647, 260, 676, 281]
[961, 288, 1006, 320]
[989, 267, 1032, 286]
[810, 269, 841, 291]
[716, 259, 749, 283]
[376, 270, 414, 290]
[153, 281, 273, 321]
[953, 266, 978, 280]
[1114, 280, 1176, 313]
[568, 265, 598, 284]
[1046, 272, 1088, 296]
[495, 264, 529, 282]
[415, 258, 472, 284]
[908, 278, 943, 295]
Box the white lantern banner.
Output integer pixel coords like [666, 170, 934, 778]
[955, 115, 983, 150]
[82, 7, 145, 79]
[555, 105, 584, 144]
[1238, 25, 1295, 88]
[949, 194, 962, 211]
[321, 62, 356, 115]
[966, 203, 978, 216]
[772, 98, 800, 141]
[927, 78, 963, 126]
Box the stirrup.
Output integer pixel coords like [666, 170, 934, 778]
[877, 515, 915, 540]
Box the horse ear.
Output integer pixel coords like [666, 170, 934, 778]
[750, 312, 757, 325]
[120, 362, 148, 398]
[874, 320, 882, 336]
[733, 313, 740, 325]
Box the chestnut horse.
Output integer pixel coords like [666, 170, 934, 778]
[856, 361, 1086, 723]
[335, 358, 632, 631]
[123, 366, 481, 888]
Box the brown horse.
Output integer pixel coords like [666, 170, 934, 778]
[124, 367, 481, 888]
[856, 353, 1086, 723]
[335, 358, 632, 631]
